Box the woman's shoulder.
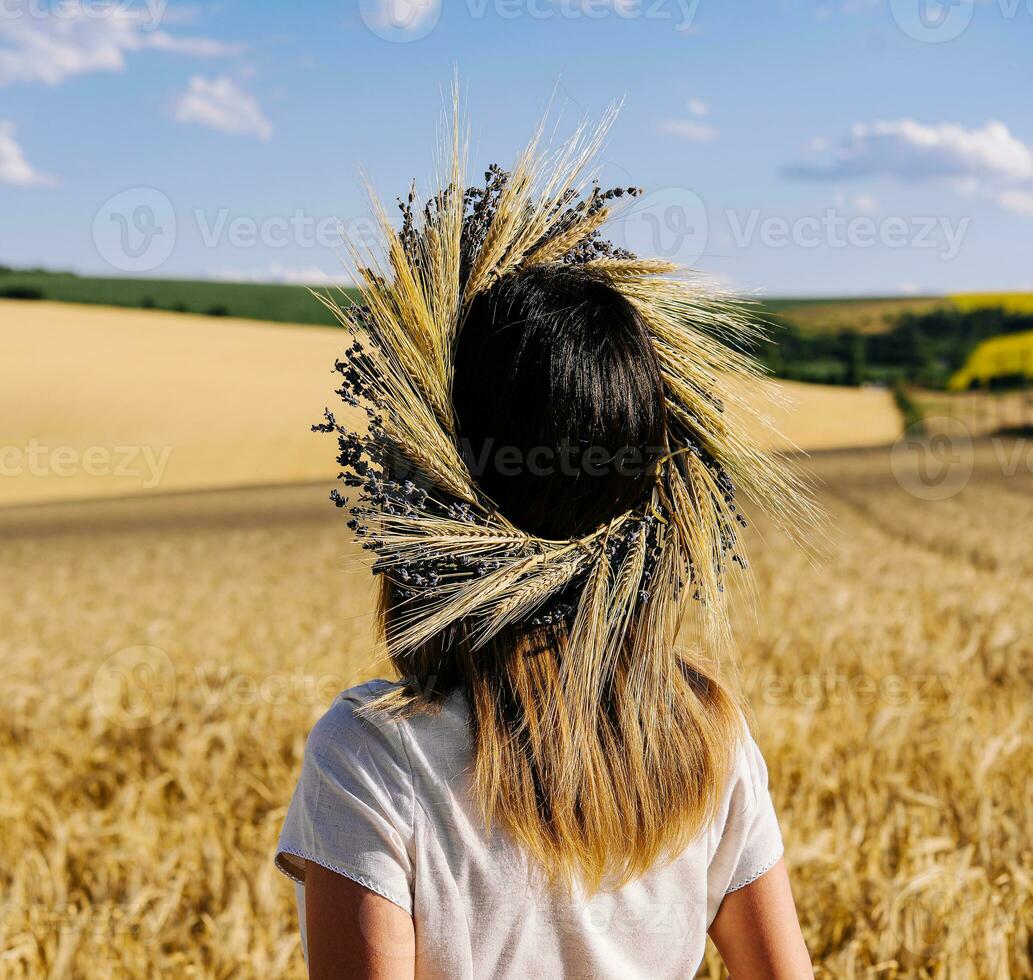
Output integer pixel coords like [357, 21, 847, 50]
[329, 678, 404, 715]
[277, 680, 418, 907]
[338, 677, 404, 707]
[305, 679, 406, 756]
[304, 680, 469, 776]
[729, 717, 774, 804]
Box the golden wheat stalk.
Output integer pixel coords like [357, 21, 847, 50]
[555, 535, 612, 763]
[388, 555, 547, 652]
[470, 559, 585, 648]
[520, 207, 611, 268]
[604, 524, 648, 665]
[583, 257, 679, 280]
[463, 103, 620, 301]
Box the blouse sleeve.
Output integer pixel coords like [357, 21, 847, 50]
[705, 726, 785, 924]
[275, 688, 415, 914]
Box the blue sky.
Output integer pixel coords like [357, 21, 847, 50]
[1, 0, 1031, 296]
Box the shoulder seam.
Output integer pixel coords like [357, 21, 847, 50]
[393, 708, 418, 846]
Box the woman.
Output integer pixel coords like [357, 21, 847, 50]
[275, 109, 815, 978]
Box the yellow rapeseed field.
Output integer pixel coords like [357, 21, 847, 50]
[951, 293, 1033, 315]
[948, 330, 1033, 391]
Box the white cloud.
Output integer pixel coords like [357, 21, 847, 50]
[0, 1, 240, 86]
[212, 264, 349, 286]
[997, 188, 1033, 217]
[784, 119, 1033, 183]
[173, 75, 272, 140]
[787, 119, 1033, 218]
[146, 32, 240, 56]
[658, 98, 716, 142]
[0, 120, 57, 186]
[657, 118, 716, 143]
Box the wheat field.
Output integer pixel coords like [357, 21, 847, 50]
[2, 437, 1031, 978]
[2, 302, 1030, 977]
[0, 299, 902, 507]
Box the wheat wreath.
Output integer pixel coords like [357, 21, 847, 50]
[314, 93, 816, 708]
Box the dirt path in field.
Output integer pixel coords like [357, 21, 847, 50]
[0, 481, 336, 539]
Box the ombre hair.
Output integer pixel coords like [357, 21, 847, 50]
[377, 267, 743, 891]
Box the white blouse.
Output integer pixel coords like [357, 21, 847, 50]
[276, 680, 784, 979]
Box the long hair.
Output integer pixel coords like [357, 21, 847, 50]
[378, 267, 743, 892]
[321, 97, 815, 892]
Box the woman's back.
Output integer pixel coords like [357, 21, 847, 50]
[277, 680, 784, 979]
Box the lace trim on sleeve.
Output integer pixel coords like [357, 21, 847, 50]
[275, 846, 413, 915]
[724, 847, 784, 895]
